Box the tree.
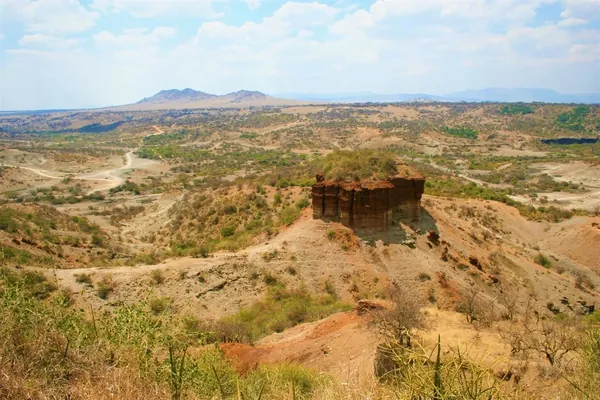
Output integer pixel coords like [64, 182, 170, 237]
[374, 285, 425, 347]
[498, 284, 520, 321]
[457, 287, 497, 327]
[501, 315, 582, 366]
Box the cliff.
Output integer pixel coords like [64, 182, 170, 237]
[312, 170, 425, 231]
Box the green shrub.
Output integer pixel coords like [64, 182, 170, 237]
[263, 272, 278, 286]
[296, 196, 310, 209]
[279, 206, 300, 225]
[500, 104, 534, 115]
[225, 285, 351, 341]
[442, 126, 478, 139]
[534, 253, 552, 268]
[220, 226, 235, 238]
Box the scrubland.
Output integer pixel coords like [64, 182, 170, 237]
[0, 102, 599, 399]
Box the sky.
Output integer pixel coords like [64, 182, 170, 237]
[0, 0, 599, 110]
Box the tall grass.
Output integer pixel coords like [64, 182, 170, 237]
[0, 268, 326, 399]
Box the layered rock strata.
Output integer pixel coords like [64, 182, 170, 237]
[312, 173, 425, 230]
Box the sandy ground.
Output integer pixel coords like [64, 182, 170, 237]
[2, 151, 158, 194]
[507, 162, 600, 211]
[492, 148, 548, 157]
[537, 162, 600, 188]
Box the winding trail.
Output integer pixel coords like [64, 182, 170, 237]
[3, 126, 167, 194]
[3, 152, 135, 194]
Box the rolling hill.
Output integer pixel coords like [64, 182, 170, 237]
[119, 88, 298, 110]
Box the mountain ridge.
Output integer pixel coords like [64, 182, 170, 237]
[276, 88, 600, 104]
[137, 88, 268, 105]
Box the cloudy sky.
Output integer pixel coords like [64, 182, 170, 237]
[0, 0, 599, 110]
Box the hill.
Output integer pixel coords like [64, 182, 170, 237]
[137, 88, 217, 104]
[119, 88, 299, 110]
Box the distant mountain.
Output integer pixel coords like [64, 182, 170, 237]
[137, 88, 217, 104]
[277, 88, 600, 104]
[222, 90, 268, 103]
[278, 92, 446, 103]
[120, 89, 297, 110]
[444, 88, 600, 103]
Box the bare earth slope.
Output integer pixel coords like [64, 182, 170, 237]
[47, 198, 600, 320]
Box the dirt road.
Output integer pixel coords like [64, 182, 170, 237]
[4, 151, 155, 194]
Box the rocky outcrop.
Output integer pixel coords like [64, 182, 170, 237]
[312, 171, 425, 230]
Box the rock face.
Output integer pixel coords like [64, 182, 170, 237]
[312, 172, 425, 230]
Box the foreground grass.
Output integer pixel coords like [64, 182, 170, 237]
[1, 267, 598, 399]
[0, 268, 326, 399]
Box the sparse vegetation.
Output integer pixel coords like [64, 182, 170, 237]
[225, 284, 351, 341]
[320, 149, 400, 180]
[500, 104, 534, 115]
[1, 102, 599, 399]
[442, 126, 478, 139]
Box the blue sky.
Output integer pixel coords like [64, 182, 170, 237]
[0, 0, 599, 109]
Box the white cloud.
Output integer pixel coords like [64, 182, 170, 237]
[558, 17, 589, 27]
[568, 43, 600, 63]
[94, 27, 177, 47]
[1, 0, 599, 109]
[369, 0, 553, 22]
[0, 33, 4, 40]
[2, 0, 99, 34]
[18, 33, 81, 50]
[195, 1, 340, 43]
[507, 24, 572, 56]
[329, 9, 374, 35]
[561, 0, 600, 21]
[91, 0, 222, 18]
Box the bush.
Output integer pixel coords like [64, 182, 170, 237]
[150, 269, 165, 285]
[149, 297, 172, 315]
[75, 273, 93, 286]
[442, 126, 478, 139]
[418, 272, 432, 281]
[296, 197, 310, 209]
[225, 285, 351, 341]
[500, 104, 533, 115]
[263, 272, 278, 286]
[574, 270, 596, 290]
[220, 226, 235, 238]
[279, 206, 300, 225]
[96, 276, 115, 299]
[534, 253, 552, 268]
[286, 266, 297, 275]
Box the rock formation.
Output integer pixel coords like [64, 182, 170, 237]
[312, 169, 425, 230]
